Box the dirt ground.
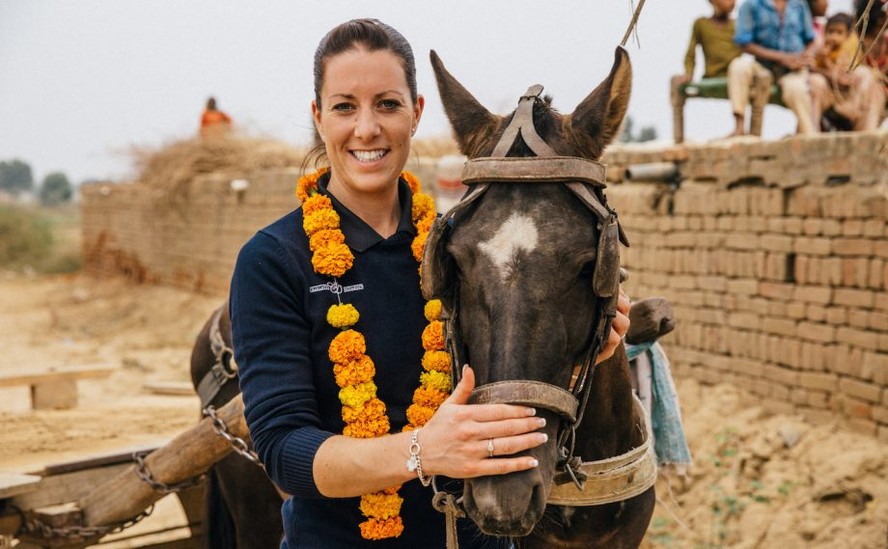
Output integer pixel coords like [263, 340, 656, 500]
[1, 273, 886, 548]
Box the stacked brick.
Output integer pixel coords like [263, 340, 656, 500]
[604, 132, 888, 440]
[81, 158, 438, 295]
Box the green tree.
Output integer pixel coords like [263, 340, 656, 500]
[618, 115, 659, 143]
[0, 159, 34, 196]
[39, 172, 73, 206]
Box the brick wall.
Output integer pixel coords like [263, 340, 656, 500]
[81, 132, 888, 435]
[603, 132, 888, 439]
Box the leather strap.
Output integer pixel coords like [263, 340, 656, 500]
[547, 394, 657, 506]
[196, 306, 237, 409]
[462, 157, 607, 187]
[468, 380, 579, 423]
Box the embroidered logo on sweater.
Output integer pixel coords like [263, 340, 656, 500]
[309, 281, 364, 295]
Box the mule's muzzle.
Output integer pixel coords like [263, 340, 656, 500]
[463, 467, 549, 536]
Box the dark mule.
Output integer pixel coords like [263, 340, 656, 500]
[190, 302, 283, 548]
[422, 48, 656, 547]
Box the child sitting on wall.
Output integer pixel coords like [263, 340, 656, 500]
[810, 13, 886, 130]
[677, 0, 742, 85]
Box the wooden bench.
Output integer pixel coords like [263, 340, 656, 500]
[671, 75, 782, 143]
[0, 365, 116, 410]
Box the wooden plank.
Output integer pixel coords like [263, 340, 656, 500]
[79, 395, 248, 527]
[0, 365, 116, 388]
[11, 464, 131, 511]
[0, 472, 41, 498]
[42, 443, 165, 476]
[142, 382, 195, 397]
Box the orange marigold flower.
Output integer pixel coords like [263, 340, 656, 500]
[424, 299, 442, 322]
[309, 229, 345, 252]
[422, 350, 451, 373]
[312, 242, 354, 277]
[420, 370, 452, 393]
[344, 414, 390, 438]
[341, 396, 386, 424]
[303, 209, 341, 236]
[327, 303, 359, 329]
[412, 385, 448, 408]
[295, 168, 328, 202]
[411, 231, 428, 263]
[406, 403, 435, 427]
[401, 171, 421, 194]
[415, 215, 435, 234]
[421, 320, 445, 351]
[382, 484, 401, 495]
[328, 330, 366, 363]
[338, 381, 377, 408]
[359, 491, 404, 519]
[301, 193, 333, 217]
[359, 516, 404, 540]
[333, 355, 376, 387]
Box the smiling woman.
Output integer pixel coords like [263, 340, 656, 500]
[228, 18, 630, 548]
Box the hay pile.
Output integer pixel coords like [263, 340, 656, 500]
[130, 134, 308, 202]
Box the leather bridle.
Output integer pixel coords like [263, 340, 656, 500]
[421, 84, 630, 491]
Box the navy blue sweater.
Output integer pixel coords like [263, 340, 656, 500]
[230, 174, 509, 548]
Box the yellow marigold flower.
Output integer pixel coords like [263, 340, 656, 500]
[406, 403, 435, 427]
[360, 491, 404, 519]
[327, 303, 359, 329]
[303, 209, 341, 236]
[359, 516, 404, 540]
[411, 231, 428, 263]
[424, 299, 442, 322]
[411, 193, 434, 222]
[309, 229, 345, 252]
[341, 396, 386, 424]
[339, 381, 377, 408]
[301, 193, 332, 217]
[295, 168, 328, 202]
[401, 171, 421, 194]
[312, 242, 354, 277]
[334, 355, 375, 387]
[328, 330, 366, 363]
[412, 385, 448, 408]
[422, 350, 451, 373]
[421, 320, 445, 351]
[420, 370, 452, 393]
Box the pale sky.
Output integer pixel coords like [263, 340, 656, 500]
[0, 0, 854, 185]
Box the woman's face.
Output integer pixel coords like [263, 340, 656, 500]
[312, 46, 424, 199]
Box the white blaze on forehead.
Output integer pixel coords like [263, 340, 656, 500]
[477, 212, 539, 280]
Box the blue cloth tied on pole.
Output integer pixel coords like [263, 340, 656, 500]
[625, 341, 692, 470]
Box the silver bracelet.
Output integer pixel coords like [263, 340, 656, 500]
[406, 428, 432, 486]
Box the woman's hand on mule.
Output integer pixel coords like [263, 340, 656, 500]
[595, 286, 630, 365]
[417, 365, 546, 479]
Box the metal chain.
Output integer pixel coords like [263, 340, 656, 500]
[133, 452, 206, 494]
[18, 504, 154, 541]
[203, 405, 262, 465]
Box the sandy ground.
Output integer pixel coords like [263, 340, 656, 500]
[1, 273, 886, 548]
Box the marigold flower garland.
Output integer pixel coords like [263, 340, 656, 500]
[297, 168, 452, 540]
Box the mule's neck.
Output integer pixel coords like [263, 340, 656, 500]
[574, 344, 643, 460]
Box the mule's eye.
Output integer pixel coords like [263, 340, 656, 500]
[579, 261, 595, 278]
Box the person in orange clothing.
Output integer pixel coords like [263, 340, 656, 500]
[199, 96, 232, 137]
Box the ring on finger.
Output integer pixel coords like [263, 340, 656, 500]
[486, 438, 495, 459]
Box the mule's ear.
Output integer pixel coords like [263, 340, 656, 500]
[430, 50, 502, 157]
[569, 46, 632, 149]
